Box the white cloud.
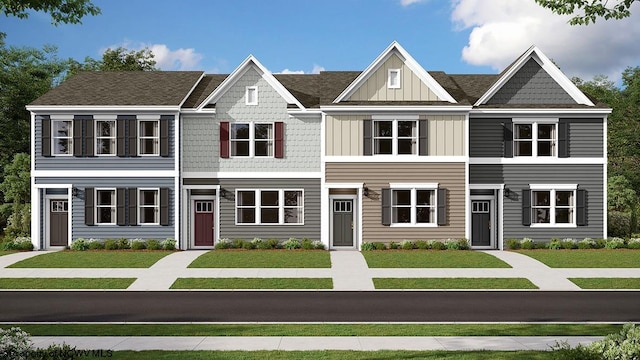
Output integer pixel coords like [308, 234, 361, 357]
[276, 64, 325, 74]
[400, 0, 426, 6]
[102, 41, 204, 71]
[278, 69, 306, 74]
[451, 0, 640, 80]
[312, 64, 325, 74]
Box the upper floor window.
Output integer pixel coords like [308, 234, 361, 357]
[52, 120, 73, 155]
[374, 120, 417, 155]
[246, 86, 258, 105]
[236, 189, 303, 225]
[230, 122, 273, 157]
[95, 189, 116, 224]
[388, 69, 401, 89]
[139, 120, 159, 156]
[96, 120, 116, 156]
[514, 121, 556, 157]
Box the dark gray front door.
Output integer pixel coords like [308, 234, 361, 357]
[332, 199, 353, 247]
[49, 199, 68, 247]
[471, 200, 491, 247]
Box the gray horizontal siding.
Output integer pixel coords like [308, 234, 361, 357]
[217, 178, 321, 242]
[470, 164, 604, 242]
[568, 118, 604, 157]
[34, 115, 175, 170]
[35, 177, 175, 241]
[469, 119, 505, 157]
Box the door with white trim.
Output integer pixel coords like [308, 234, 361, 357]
[471, 197, 494, 248]
[331, 198, 355, 247]
[49, 199, 69, 247]
[192, 198, 214, 247]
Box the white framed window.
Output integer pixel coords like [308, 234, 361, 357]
[389, 184, 437, 226]
[95, 188, 116, 225]
[246, 86, 258, 105]
[373, 119, 417, 155]
[530, 185, 576, 227]
[388, 69, 401, 89]
[513, 120, 557, 157]
[230, 122, 273, 157]
[138, 120, 159, 156]
[95, 120, 116, 156]
[138, 188, 159, 225]
[236, 189, 303, 225]
[52, 120, 73, 156]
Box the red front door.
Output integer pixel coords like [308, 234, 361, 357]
[194, 200, 214, 246]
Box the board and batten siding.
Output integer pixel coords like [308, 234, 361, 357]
[325, 162, 466, 242]
[470, 164, 604, 241]
[35, 177, 175, 241]
[349, 53, 440, 101]
[326, 114, 465, 156]
[34, 115, 175, 170]
[218, 178, 321, 242]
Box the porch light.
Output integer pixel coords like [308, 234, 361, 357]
[72, 187, 79, 197]
[363, 184, 369, 197]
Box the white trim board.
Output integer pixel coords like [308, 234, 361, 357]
[182, 172, 322, 179]
[34, 170, 178, 178]
[469, 158, 605, 165]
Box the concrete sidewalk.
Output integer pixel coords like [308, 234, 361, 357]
[30, 335, 603, 351]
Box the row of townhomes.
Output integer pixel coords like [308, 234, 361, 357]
[27, 42, 610, 251]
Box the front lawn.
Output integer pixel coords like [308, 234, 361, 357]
[188, 250, 331, 268]
[7, 251, 171, 268]
[373, 277, 537, 289]
[0, 278, 135, 289]
[0, 251, 16, 256]
[171, 277, 333, 289]
[516, 249, 640, 268]
[570, 278, 640, 289]
[362, 251, 510, 268]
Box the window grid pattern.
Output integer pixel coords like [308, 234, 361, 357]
[391, 188, 435, 225]
[230, 123, 273, 157]
[96, 120, 116, 155]
[96, 189, 115, 224]
[532, 189, 575, 225]
[236, 189, 303, 225]
[514, 122, 556, 157]
[52, 120, 73, 155]
[139, 189, 159, 224]
[373, 120, 417, 155]
[139, 120, 159, 155]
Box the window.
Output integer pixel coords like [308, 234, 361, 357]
[388, 69, 401, 89]
[52, 120, 73, 155]
[391, 188, 436, 225]
[236, 189, 303, 225]
[374, 120, 417, 155]
[246, 86, 258, 105]
[530, 188, 575, 226]
[96, 120, 116, 156]
[139, 189, 159, 224]
[139, 120, 159, 156]
[230, 123, 273, 157]
[514, 121, 556, 157]
[96, 189, 116, 224]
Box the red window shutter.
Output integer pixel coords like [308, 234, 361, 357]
[275, 122, 284, 158]
[220, 122, 230, 158]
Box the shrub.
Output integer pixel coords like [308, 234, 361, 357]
[361, 242, 375, 251]
[605, 237, 625, 249]
[146, 239, 161, 250]
[415, 240, 429, 250]
[520, 238, 535, 250]
[3, 204, 31, 240]
[547, 238, 562, 250]
[131, 240, 147, 250]
[104, 239, 118, 250]
[430, 241, 446, 250]
[388, 241, 399, 250]
[301, 238, 315, 250]
[266, 238, 280, 249]
[88, 239, 104, 250]
[115, 238, 130, 250]
[214, 238, 231, 250]
[242, 240, 256, 250]
[608, 211, 632, 238]
[312, 240, 325, 250]
[70, 238, 90, 251]
[595, 238, 607, 249]
[444, 238, 468, 250]
[456, 238, 470, 250]
[550, 341, 600, 360]
[561, 238, 577, 250]
[400, 240, 415, 250]
[0, 327, 33, 360]
[589, 323, 640, 360]
[1, 237, 34, 251]
[162, 238, 176, 250]
[506, 238, 520, 250]
[628, 238, 640, 249]
[578, 238, 596, 249]
[251, 238, 263, 248]
[374, 242, 387, 250]
[232, 238, 245, 249]
[256, 239, 273, 250]
[282, 237, 301, 250]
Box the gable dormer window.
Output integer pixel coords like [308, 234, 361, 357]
[388, 69, 401, 89]
[246, 86, 258, 105]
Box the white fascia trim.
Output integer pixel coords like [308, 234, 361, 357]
[321, 106, 472, 113]
[34, 170, 178, 178]
[333, 41, 456, 103]
[197, 55, 304, 110]
[180, 109, 216, 114]
[529, 184, 577, 190]
[512, 117, 558, 124]
[287, 109, 324, 117]
[178, 72, 206, 108]
[372, 114, 419, 120]
[325, 156, 467, 163]
[183, 171, 322, 179]
[470, 184, 505, 190]
[183, 184, 221, 190]
[26, 106, 180, 112]
[469, 157, 605, 165]
[603, 115, 608, 238]
[324, 182, 364, 189]
[470, 108, 612, 116]
[389, 182, 438, 189]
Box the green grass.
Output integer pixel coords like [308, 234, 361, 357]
[373, 277, 538, 289]
[4, 323, 624, 337]
[0, 278, 135, 289]
[362, 251, 511, 268]
[171, 277, 333, 289]
[7, 251, 171, 268]
[516, 249, 640, 268]
[0, 250, 16, 256]
[188, 250, 331, 268]
[570, 278, 640, 289]
[108, 351, 551, 360]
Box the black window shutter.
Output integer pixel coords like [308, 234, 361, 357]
[116, 118, 126, 157]
[117, 188, 126, 226]
[363, 119, 372, 156]
[84, 119, 94, 157]
[503, 120, 513, 158]
[558, 119, 568, 158]
[128, 188, 138, 225]
[73, 118, 83, 156]
[437, 188, 447, 226]
[577, 189, 587, 226]
[160, 188, 169, 226]
[522, 189, 531, 226]
[128, 118, 138, 157]
[41, 116, 51, 157]
[160, 116, 170, 157]
[84, 187, 94, 226]
[419, 118, 428, 156]
[381, 187, 391, 226]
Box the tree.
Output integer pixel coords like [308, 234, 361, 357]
[535, 0, 636, 25]
[608, 175, 637, 212]
[66, 47, 157, 79]
[1, 0, 100, 25]
[0, 153, 30, 205]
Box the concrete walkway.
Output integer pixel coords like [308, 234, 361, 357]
[30, 335, 603, 351]
[1, 249, 640, 291]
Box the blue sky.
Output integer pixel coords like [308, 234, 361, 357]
[2, 0, 639, 81]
